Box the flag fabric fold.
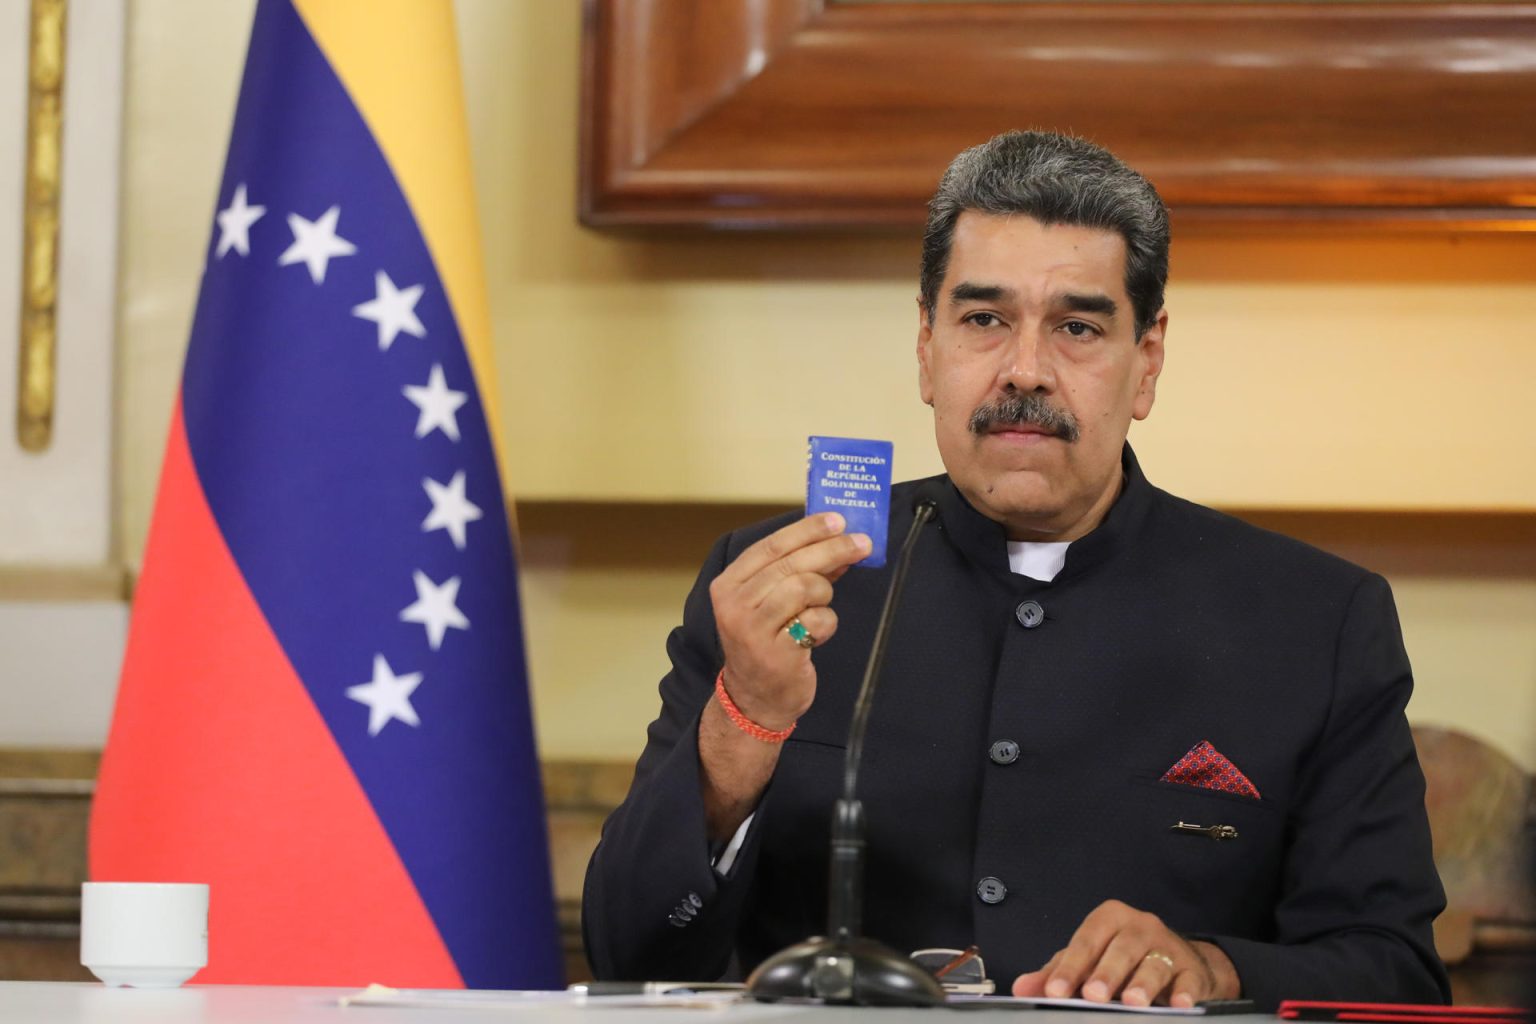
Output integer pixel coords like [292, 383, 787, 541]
[90, 0, 562, 989]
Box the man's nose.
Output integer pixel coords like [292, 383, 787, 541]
[996, 328, 1056, 393]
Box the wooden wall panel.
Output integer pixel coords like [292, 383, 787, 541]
[580, 1, 1536, 230]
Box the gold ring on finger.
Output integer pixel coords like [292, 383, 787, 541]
[784, 616, 816, 649]
[1143, 951, 1175, 970]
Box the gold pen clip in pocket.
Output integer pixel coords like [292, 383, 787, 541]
[1170, 820, 1239, 841]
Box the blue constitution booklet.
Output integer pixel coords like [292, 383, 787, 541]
[806, 436, 893, 568]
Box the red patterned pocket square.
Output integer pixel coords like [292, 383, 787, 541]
[1160, 740, 1261, 799]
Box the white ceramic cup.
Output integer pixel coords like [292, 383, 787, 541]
[80, 882, 209, 988]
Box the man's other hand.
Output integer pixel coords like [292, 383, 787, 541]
[1011, 899, 1240, 1007]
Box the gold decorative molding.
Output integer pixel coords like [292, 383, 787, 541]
[17, 0, 67, 453]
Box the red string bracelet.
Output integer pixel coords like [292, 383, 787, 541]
[714, 669, 796, 743]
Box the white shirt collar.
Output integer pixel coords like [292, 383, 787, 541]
[1006, 540, 1070, 582]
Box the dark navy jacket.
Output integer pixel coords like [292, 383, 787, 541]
[583, 447, 1449, 1008]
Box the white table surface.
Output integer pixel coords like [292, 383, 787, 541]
[0, 982, 1279, 1024]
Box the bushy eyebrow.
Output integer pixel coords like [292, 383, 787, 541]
[948, 282, 1015, 306]
[948, 283, 1118, 319]
[1056, 292, 1118, 318]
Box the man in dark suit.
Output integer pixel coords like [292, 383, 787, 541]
[582, 130, 1449, 1008]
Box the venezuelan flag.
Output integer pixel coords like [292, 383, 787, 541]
[90, 0, 562, 988]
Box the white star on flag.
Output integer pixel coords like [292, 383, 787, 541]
[352, 270, 426, 351]
[215, 183, 265, 258]
[422, 471, 483, 551]
[277, 205, 356, 284]
[403, 364, 467, 441]
[346, 654, 424, 736]
[399, 570, 470, 651]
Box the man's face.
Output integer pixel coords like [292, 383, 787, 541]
[917, 212, 1166, 541]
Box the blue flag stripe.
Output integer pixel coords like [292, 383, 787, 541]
[180, 0, 560, 987]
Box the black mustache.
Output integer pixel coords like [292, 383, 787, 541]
[968, 392, 1080, 443]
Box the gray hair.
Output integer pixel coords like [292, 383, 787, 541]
[920, 130, 1170, 339]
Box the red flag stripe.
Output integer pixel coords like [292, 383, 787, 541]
[90, 399, 462, 987]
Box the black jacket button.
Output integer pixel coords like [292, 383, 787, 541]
[989, 740, 1020, 765]
[1015, 600, 1045, 628]
[976, 876, 1008, 904]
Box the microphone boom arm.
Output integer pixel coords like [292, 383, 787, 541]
[747, 498, 946, 1006]
[829, 500, 936, 944]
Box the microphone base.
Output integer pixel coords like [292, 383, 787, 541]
[744, 935, 946, 1006]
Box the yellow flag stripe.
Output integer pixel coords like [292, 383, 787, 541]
[289, 0, 506, 473]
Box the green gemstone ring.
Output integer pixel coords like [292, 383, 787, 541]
[785, 616, 816, 650]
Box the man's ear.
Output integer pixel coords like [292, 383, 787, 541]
[917, 296, 935, 407]
[1131, 308, 1167, 421]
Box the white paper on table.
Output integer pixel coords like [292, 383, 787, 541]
[338, 983, 745, 1011]
[948, 993, 1224, 1014]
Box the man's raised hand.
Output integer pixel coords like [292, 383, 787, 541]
[708, 512, 871, 730]
[697, 513, 870, 840]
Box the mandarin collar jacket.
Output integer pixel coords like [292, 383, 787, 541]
[583, 446, 1449, 1008]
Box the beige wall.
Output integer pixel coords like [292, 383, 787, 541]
[115, 2, 1536, 768]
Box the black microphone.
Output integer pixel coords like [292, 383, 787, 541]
[745, 495, 946, 1006]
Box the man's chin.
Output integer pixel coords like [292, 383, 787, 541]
[954, 471, 1069, 535]
[974, 432, 1073, 475]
